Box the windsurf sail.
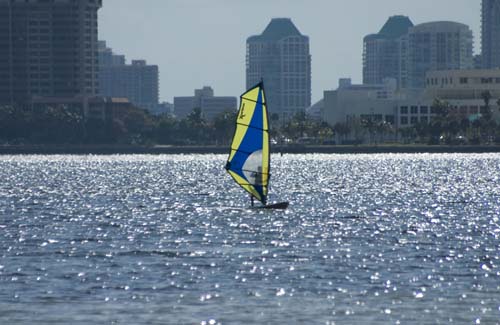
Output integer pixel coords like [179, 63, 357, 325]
[225, 82, 269, 205]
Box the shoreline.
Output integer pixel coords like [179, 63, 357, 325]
[2, 144, 500, 155]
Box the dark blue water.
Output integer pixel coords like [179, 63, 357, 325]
[1, 154, 500, 324]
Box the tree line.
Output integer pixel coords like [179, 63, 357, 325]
[0, 104, 333, 146]
[2, 94, 500, 146]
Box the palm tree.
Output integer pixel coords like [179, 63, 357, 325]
[481, 90, 492, 120]
[333, 122, 350, 144]
[213, 109, 237, 145]
[480, 91, 496, 143]
[430, 98, 455, 143]
[361, 117, 376, 144]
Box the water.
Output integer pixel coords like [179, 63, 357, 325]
[1, 153, 500, 324]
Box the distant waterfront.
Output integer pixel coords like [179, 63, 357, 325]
[2, 144, 500, 155]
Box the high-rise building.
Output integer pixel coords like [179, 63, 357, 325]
[482, 0, 500, 68]
[98, 41, 159, 112]
[246, 18, 311, 121]
[363, 15, 414, 88]
[0, 0, 102, 106]
[407, 22, 473, 89]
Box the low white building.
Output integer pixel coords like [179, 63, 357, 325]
[397, 69, 500, 127]
[424, 69, 500, 100]
[323, 70, 500, 133]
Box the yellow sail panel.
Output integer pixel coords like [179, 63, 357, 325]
[241, 87, 261, 104]
[260, 88, 266, 105]
[228, 96, 258, 161]
[228, 170, 262, 201]
[237, 97, 257, 126]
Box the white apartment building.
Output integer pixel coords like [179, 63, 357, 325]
[363, 15, 414, 88]
[246, 18, 311, 121]
[407, 22, 474, 89]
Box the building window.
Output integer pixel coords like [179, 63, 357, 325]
[420, 106, 428, 114]
[459, 77, 468, 84]
[411, 116, 418, 124]
[400, 106, 408, 114]
[400, 116, 408, 125]
[420, 116, 428, 123]
[411, 106, 418, 114]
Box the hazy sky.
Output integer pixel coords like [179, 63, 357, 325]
[100, 0, 480, 103]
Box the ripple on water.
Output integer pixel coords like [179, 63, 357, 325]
[1, 153, 500, 324]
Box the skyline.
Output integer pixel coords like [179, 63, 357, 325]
[100, 0, 481, 103]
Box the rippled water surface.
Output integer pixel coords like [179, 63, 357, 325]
[1, 154, 500, 324]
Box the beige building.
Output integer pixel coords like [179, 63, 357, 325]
[323, 78, 398, 127]
[173, 86, 237, 122]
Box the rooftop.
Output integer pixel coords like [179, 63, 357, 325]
[411, 21, 471, 31]
[248, 18, 305, 42]
[364, 15, 413, 41]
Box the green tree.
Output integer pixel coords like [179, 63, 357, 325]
[178, 107, 211, 144]
[212, 109, 237, 145]
[429, 99, 452, 143]
[317, 125, 334, 143]
[29, 105, 85, 144]
[154, 114, 179, 144]
[0, 105, 30, 142]
[361, 117, 377, 144]
[375, 120, 394, 143]
[481, 90, 493, 121]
